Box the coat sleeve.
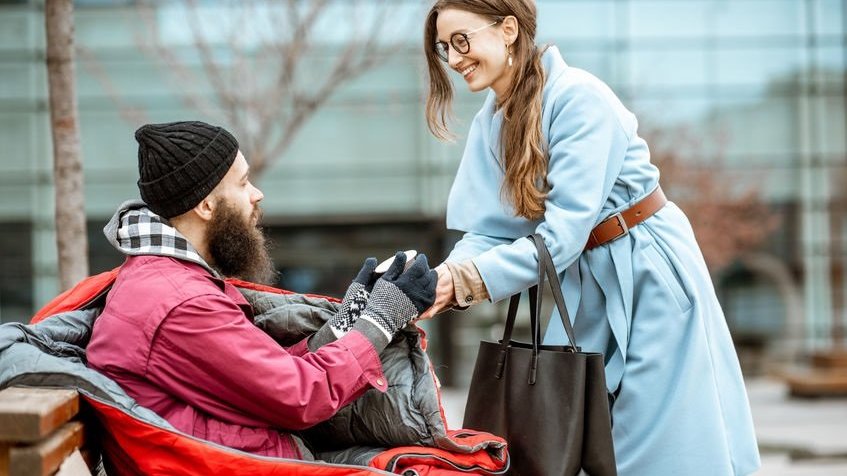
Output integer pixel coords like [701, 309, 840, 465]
[447, 231, 512, 263]
[472, 83, 630, 302]
[145, 293, 387, 431]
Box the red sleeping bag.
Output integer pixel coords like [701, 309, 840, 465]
[30, 268, 509, 476]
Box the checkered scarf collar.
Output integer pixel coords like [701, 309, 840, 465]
[104, 200, 218, 277]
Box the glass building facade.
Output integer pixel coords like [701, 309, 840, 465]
[0, 0, 845, 380]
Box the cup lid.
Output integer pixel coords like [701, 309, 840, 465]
[375, 249, 417, 273]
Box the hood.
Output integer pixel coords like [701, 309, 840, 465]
[103, 199, 218, 277]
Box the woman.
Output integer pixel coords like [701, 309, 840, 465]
[419, 1, 761, 474]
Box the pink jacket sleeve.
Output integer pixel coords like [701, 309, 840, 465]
[144, 293, 387, 431]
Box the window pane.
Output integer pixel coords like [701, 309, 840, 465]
[714, 0, 805, 37]
[0, 10, 33, 51]
[558, 45, 619, 85]
[812, 96, 847, 156]
[0, 114, 33, 170]
[815, 46, 846, 89]
[0, 223, 32, 324]
[814, 0, 844, 37]
[0, 64, 31, 101]
[629, 1, 712, 39]
[629, 0, 807, 40]
[630, 96, 714, 132]
[724, 276, 786, 337]
[267, 222, 442, 297]
[829, 163, 847, 203]
[738, 166, 800, 201]
[537, 1, 616, 41]
[629, 47, 710, 88]
[712, 96, 799, 159]
[715, 47, 806, 90]
[75, 0, 134, 6]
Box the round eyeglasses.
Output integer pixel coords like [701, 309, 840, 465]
[434, 19, 502, 63]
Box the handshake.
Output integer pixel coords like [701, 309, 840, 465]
[308, 251, 438, 353]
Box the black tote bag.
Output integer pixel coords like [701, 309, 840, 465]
[463, 234, 616, 476]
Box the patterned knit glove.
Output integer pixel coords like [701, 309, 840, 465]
[308, 257, 378, 351]
[355, 253, 437, 352]
[333, 257, 380, 333]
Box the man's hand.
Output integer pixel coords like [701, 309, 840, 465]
[332, 257, 379, 333]
[354, 253, 437, 349]
[308, 257, 377, 351]
[353, 256, 381, 292]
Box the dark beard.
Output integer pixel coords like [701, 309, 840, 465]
[206, 201, 277, 284]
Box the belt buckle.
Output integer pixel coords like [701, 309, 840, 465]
[605, 212, 629, 242]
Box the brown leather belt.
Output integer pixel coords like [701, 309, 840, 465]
[585, 186, 667, 251]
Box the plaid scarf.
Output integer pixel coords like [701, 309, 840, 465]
[105, 200, 215, 275]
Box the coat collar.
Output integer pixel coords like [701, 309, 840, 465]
[485, 45, 568, 160]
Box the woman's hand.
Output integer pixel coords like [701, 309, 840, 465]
[417, 263, 455, 320]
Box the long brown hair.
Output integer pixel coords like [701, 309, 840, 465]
[424, 0, 547, 220]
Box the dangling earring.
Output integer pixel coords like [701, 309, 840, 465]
[507, 46, 513, 67]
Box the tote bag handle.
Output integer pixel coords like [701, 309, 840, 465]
[496, 234, 579, 384]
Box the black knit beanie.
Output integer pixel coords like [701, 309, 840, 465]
[135, 121, 239, 218]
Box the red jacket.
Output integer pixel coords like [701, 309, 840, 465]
[87, 255, 388, 459]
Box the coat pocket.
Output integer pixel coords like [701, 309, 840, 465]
[642, 241, 693, 313]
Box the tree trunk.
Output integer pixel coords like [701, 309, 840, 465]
[45, 0, 88, 290]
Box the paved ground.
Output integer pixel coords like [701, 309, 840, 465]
[438, 377, 847, 475]
[749, 378, 847, 475]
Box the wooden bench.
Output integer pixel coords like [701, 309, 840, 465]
[0, 387, 98, 476]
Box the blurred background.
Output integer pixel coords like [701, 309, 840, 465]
[1, 0, 846, 473]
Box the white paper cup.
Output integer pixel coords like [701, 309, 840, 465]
[374, 249, 417, 274]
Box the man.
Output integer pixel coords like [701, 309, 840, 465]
[86, 121, 436, 459]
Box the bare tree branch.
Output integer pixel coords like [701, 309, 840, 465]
[647, 127, 781, 274]
[86, 0, 414, 178]
[77, 47, 149, 125]
[261, 0, 400, 171]
[135, 1, 224, 122]
[184, 0, 239, 125]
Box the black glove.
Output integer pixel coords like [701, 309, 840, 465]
[308, 257, 377, 351]
[354, 253, 437, 352]
[353, 256, 382, 292]
[380, 253, 438, 314]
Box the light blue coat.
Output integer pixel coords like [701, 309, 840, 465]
[445, 46, 761, 475]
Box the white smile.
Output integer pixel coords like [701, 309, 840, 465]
[460, 64, 477, 77]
